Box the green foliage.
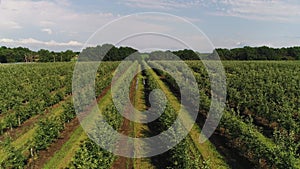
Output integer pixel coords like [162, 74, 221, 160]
[69, 62, 136, 169]
[172, 49, 199, 60]
[0, 59, 299, 168]
[0, 61, 120, 167]
[2, 45, 299, 63]
[38, 49, 52, 62]
[148, 49, 199, 60]
[69, 139, 114, 169]
[4, 147, 27, 169]
[143, 65, 204, 169]
[38, 49, 77, 62]
[61, 101, 76, 123]
[79, 44, 139, 61]
[0, 46, 33, 63]
[0, 63, 74, 133]
[69, 101, 123, 169]
[33, 117, 64, 151]
[148, 46, 300, 60]
[0, 139, 26, 168]
[187, 60, 300, 168]
[215, 46, 300, 60]
[0, 46, 77, 63]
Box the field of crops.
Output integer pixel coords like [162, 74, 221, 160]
[0, 60, 299, 169]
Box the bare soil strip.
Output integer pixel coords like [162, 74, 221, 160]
[110, 68, 139, 169]
[0, 95, 71, 142]
[28, 64, 135, 169]
[28, 117, 80, 169]
[148, 66, 230, 169]
[27, 81, 113, 169]
[196, 110, 255, 169]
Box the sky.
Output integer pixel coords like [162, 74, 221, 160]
[0, 0, 300, 52]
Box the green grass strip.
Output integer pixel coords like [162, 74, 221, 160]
[0, 99, 67, 164]
[42, 126, 86, 169]
[147, 65, 229, 169]
[43, 91, 112, 169]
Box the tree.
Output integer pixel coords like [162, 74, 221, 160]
[38, 49, 52, 62]
[287, 47, 300, 60]
[61, 50, 75, 61]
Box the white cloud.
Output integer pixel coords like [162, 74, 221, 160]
[211, 0, 300, 22]
[54, 0, 71, 7]
[120, 0, 202, 10]
[0, 38, 14, 43]
[0, 0, 117, 38]
[0, 21, 22, 29]
[0, 0, 120, 50]
[0, 38, 83, 47]
[41, 28, 53, 35]
[0, 0, 208, 51]
[210, 37, 300, 49]
[40, 21, 56, 27]
[82, 13, 214, 52]
[132, 14, 202, 24]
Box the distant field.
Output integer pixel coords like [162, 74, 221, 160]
[0, 61, 299, 169]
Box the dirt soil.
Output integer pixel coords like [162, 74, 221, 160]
[110, 70, 138, 169]
[0, 96, 70, 142]
[27, 83, 112, 169]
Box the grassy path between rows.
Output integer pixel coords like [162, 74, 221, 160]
[133, 67, 156, 169]
[42, 93, 112, 169]
[42, 62, 137, 168]
[147, 65, 230, 169]
[110, 67, 139, 169]
[0, 97, 71, 164]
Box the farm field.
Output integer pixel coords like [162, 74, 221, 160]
[0, 60, 299, 169]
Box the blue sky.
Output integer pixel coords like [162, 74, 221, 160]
[0, 0, 299, 52]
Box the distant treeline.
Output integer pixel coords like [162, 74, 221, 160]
[0, 44, 138, 63]
[1, 45, 300, 63]
[149, 46, 300, 60]
[148, 50, 200, 60]
[214, 46, 300, 60]
[79, 44, 138, 61]
[0, 46, 78, 63]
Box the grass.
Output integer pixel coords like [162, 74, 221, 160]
[147, 65, 230, 169]
[11, 97, 71, 149]
[11, 126, 37, 149]
[0, 87, 67, 124]
[0, 98, 69, 164]
[41, 62, 137, 168]
[42, 126, 86, 169]
[133, 67, 156, 169]
[43, 91, 112, 168]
